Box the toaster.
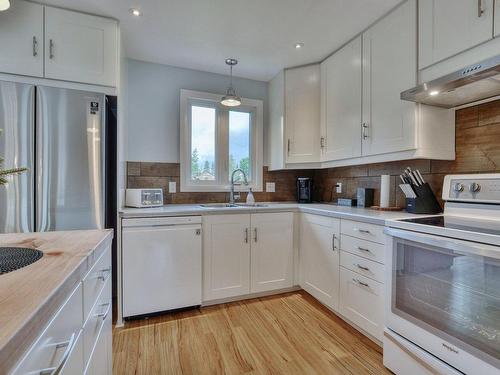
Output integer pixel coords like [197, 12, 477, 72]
[125, 188, 163, 208]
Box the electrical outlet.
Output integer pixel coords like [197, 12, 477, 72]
[266, 182, 276, 193]
[168, 181, 176, 193]
[335, 182, 342, 194]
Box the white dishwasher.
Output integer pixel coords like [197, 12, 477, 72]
[122, 216, 202, 318]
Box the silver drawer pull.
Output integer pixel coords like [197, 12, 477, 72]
[355, 263, 370, 271]
[38, 332, 76, 375]
[352, 278, 369, 288]
[97, 267, 111, 281]
[95, 302, 111, 320]
[354, 228, 370, 234]
[357, 246, 371, 253]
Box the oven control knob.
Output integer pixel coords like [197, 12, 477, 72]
[469, 182, 481, 193]
[453, 183, 464, 192]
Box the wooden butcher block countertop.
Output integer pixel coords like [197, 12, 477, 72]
[0, 229, 113, 374]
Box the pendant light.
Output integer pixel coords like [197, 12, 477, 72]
[221, 58, 241, 107]
[0, 0, 10, 11]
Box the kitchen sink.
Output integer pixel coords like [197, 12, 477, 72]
[236, 203, 269, 207]
[199, 203, 269, 208]
[0, 247, 43, 275]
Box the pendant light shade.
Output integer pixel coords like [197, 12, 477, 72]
[0, 0, 10, 11]
[221, 58, 241, 107]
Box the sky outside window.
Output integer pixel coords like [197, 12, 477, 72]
[191, 105, 216, 180]
[229, 111, 251, 182]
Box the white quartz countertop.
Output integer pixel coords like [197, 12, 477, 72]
[120, 202, 423, 225]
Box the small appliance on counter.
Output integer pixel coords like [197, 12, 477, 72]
[337, 198, 357, 207]
[126, 188, 163, 208]
[297, 177, 312, 203]
[356, 188, 375, 208]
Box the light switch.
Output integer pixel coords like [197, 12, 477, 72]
[169, 181, 176, 193]
[266, 182, 275, 193]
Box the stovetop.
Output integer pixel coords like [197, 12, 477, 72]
[400, 215, 500, 237]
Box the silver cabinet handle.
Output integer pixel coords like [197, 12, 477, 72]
[357, 246, 372, 253]
[32, 36, 38, 57]
[49, 39, 54, 59]
[352, 278, 369, 288]
[38, 332, 76, 375]
[477, 0, 484, 17]
[362, 123, 369, 140]
[254, 227, 258, 242]
[97, 267, 111, 282]
[354, 228, 370, 234]
[332, 233, 337, 251]
[244, 228, 249, 243]
[95, 302, 111, 320]
[320, 136, 325, 149]
[287, 139, 291, 154]
[355, 263, 370, 271]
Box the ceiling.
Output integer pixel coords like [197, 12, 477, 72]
[41, 0, 402, 81]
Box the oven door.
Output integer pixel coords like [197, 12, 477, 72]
[385, 228, 500, 375]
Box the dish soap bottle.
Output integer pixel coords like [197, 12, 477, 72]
[246, 188, 255, 205]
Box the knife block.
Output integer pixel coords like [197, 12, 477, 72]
[405, 183, 442, 214]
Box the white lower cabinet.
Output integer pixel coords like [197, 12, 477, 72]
[299, 214, 340, 311]
[203, 212, 294, 301]
[251, 213, 294, 293]
[339, 267, 384, 340]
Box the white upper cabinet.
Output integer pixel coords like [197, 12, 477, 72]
[250, 213, 294, 293]
[419, 0, 494, 69]
[0, 0, 43, 77]
[320, 36, 362, 162]
[45, 7, 118, 86]
[361, 0, 418, 157]
[284, 65, 321, 163]
[495, 0, 500, 37]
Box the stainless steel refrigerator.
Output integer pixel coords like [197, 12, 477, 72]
[0, 80, 105, 233]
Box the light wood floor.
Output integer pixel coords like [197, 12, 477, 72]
[113, 291, 390, 375]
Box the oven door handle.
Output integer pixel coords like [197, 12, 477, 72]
[384, 227, 500, 260]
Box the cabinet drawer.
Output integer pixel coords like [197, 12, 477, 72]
[341, 219, 385, 244]
[340, 251, 384, 283]
[83, 275, 111, 371]
[339, 267, 384, 341]
[341, 234, 385, 264]
[83, 245, 111, 323]
[12, 283, 83, 375]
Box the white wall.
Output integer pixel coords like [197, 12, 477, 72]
[127, 59, 269, 163]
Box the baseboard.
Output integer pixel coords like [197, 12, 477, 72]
[201, 285, 301, 306]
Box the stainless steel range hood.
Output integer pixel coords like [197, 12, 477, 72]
[401, 55, 500, 108]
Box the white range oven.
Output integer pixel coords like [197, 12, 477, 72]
[384, 174, 500, 375]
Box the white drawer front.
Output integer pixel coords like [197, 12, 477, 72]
[12, 283, 83, 375]
[341, 234, 385, 264]
[340, 251, 384, 283]
[340, 267, 384, 341]
[83, 275, 111, 371]
[341, 219, 385, 244]
[83, 245, 111, 323]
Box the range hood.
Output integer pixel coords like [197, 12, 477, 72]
[401, 55, 500, 108]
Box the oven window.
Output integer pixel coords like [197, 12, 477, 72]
[392, 239, 500, 365]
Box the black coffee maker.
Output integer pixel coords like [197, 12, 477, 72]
[297, 177, 312, 203]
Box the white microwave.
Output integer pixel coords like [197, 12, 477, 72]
[125, 188, 163, 208]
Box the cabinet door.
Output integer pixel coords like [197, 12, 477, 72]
[45, 7, 117, 86]
[321, 36, 362, 162]
[285, 65, 321, 163]
[299, 214, 340, 311]
[203, 214, 251, 300]
[362, 0, 417, 157]
[419, 0, 494, 69]
[495, 0, 500, 37]
[0, 0, 43, 77]
[339, 267, 384, 340]
[250, 212, 294, 293]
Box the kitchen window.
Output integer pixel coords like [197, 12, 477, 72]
[180, 89, 263, 192]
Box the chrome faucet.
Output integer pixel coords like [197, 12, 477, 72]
[229, 168, 248, 204]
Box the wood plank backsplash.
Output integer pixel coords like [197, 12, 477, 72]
[127, 99, 500, 206]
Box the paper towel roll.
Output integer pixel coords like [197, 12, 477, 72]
[380, 175, 390, 208]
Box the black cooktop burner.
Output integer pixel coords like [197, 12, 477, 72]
[0, 247, 43, 275]
[400, 215, 500, 236]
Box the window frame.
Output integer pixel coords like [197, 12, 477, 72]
[180, 89, 263, 192]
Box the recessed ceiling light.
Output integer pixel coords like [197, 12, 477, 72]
[0, 0, 10, 11]
[294, 42, 304, 49]
[429, 90, 440, 96]
[129, 8, 142, 16]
